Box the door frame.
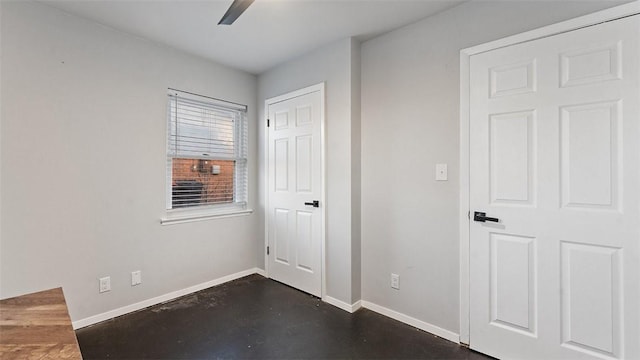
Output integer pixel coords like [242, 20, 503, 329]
[264, 82, 327, 300]
[458, 1, 640, 345]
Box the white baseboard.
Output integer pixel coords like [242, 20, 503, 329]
[360, 301, 460, 344]
[255, 268, 267, 277]
[351, 300, 362, 312]
[73, 269, 459, 347]
[72, 268, 262, 329]
[323, 296, 362, 313]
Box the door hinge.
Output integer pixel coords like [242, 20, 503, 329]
[266, 246, 270, 255]
[267, 119, 270, 127]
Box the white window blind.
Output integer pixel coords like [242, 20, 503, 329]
[166, 90, 248, 210]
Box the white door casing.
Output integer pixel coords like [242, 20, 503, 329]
[468, 14, 639, 360]
[266, 84, 324, 297]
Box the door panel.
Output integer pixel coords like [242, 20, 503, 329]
[469, 15, 639, 360]
[560, 101, 619, 210]
[561, 242, 621, 357]
[267, 89, 322, 297]
[274, 139, 289, 191]
[560, 43, 621, 87]
[490, 59, 537, 98]
[489, 110, 536, 205]
[295, 210, 313, 271]
[274, 208, 290, 264]
[296, 135, 313, 192]
[490, 233, 537, 336]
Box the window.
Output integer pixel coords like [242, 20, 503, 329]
[166, 90, 248, 213]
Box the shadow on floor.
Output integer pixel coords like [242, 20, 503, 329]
[76, 274, 491, 359]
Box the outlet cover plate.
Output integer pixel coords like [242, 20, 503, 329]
[99, 276, 111, 293]
[436, 164, 448, 181]
[131, 271, 142, 286]
[391, 273, 400, 290]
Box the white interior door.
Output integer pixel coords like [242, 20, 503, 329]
[267, 87, 323, 297]
[469, 15, 639, 359]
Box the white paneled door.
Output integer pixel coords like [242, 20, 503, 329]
[469, 15, 639, 359]
[267, 87, 323, 297]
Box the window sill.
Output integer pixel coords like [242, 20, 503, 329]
[161, 208, 253, 225]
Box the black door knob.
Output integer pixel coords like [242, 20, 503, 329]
[304, 200, 320, 208]
[474, 211, 499, 223]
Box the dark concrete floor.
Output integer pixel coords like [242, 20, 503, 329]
[76, 274, 491, 359]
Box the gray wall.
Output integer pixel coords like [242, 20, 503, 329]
[0, 1, 259, 322]
[360, 0, 630, 334]
[258, 38, 361, 304]
[350, 38, 362, 302]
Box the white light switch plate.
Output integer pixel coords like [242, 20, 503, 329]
[436, 164, 448, 181]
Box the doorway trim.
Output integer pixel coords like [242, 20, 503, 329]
[264, 82, 327, 300]
[458, 1, 640, 346]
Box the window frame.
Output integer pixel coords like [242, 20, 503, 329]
[162, 89, 251, 225]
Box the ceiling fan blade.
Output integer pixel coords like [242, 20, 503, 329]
[218, 0, 255, 25]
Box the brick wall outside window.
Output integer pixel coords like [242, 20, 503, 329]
[171, 158, 235, 207]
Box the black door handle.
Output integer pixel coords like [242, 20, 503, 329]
[474, 211, 499, 223]
[304, 200, 320, 208]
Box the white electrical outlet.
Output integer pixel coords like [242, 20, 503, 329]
[391, 273, 400, 290]
[435, 164, 448, 181]
[131, 271, 142, 286]
[99, 276, 111, 293]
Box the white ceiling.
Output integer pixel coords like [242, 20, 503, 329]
[42, 0, 466, 74]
